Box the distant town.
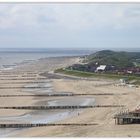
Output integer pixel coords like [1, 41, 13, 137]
[68, 50, 140, 75]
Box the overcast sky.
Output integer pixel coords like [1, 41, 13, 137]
[0, 3, 140, 49]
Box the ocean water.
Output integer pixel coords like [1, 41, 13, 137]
[0, 48, 92, 70]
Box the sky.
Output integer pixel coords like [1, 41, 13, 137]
[0, 3, 140, 50]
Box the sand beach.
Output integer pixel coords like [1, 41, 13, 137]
[0, 56, 140, 137]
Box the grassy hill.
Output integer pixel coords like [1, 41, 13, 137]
[55, 50, 140, 85]
[85, 50, 140, 69]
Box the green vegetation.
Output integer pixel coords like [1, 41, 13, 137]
[68, 50, 140, 74]
[55, 68, 140, 81]
[86, 50, 140, 68]
[55, 68, 96, 77]
[55, 50, 140, 85]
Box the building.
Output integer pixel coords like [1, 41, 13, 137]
[95, 65, 106, 72]
[114, 108, 140, 125]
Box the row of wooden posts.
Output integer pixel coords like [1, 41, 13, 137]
[0, 93, 116, 97]
[0, 105, 124, 110]
[0, 81, 48, 84]
[0, 78, 46, 80]
[0, 86, 51, 89]
[0, 123, 98, 128]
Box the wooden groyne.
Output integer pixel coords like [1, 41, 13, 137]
[0, 81, 48, 84]
[0, 123, 98, 128]
[0, 76, 19, 77]
[0, 78, 46, 80]
[0, 72, 38, 75]
[0, 86, 51, 89]
[0, 105, 124, 110]
[0, 93, 126, 97]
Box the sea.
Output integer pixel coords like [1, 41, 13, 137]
[0, 48, 93, 70]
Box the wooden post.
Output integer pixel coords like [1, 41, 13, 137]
[117, 118, 119, 124]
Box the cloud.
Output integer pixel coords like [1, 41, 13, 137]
[0, 4, 140, 31]
[0, 4, 55, 29]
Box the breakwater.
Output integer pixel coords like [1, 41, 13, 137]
[0, 86, 50, 89]
[0, 105, 124, 110]
[0, 81, 48, 84]
[0, 123, 98, 128]
[0, 78, 46, 80]
[0, 93, 127, 97]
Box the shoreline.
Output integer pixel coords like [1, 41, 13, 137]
[0, 55, 82, 73]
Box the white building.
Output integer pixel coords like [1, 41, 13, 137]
[96, 65, 106, 72]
